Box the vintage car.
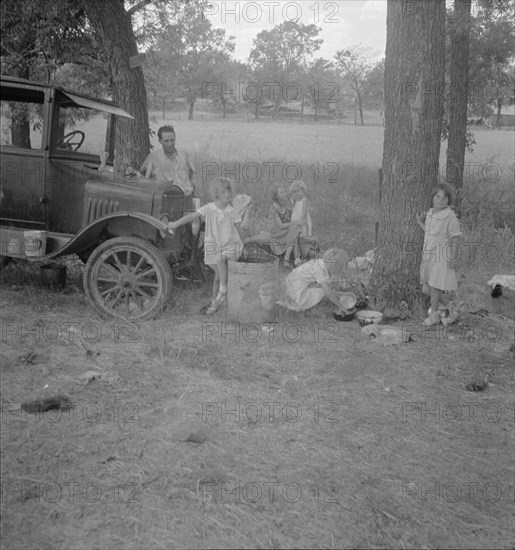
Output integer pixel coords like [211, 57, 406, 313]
[0, 76, 200, 321]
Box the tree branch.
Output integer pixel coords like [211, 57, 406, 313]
[127, 0, 153, 17]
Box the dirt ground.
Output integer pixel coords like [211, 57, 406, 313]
[1, 263, 514, 549]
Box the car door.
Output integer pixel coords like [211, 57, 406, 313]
[0, 83, 50, 228]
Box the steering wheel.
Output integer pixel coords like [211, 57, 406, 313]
[57, 130, 85, 152]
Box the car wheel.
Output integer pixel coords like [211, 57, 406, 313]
[84, 236, 172, 321]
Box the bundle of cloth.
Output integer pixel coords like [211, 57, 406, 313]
[488, 274, 515, 297]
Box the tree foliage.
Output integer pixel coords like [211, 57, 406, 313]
[249, 21, 322, 113]
[0, 0, 100, 83]
[334, 45, 380, 125]
[467, 0, 515, 119]
[146, 4, 235, 120]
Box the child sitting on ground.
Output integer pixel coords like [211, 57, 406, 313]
[168, 177, 248, 314]
[277, 247, 351, 312]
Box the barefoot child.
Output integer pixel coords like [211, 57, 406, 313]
[416, 183, 462, 326]
[169, 177, 247, 314]
[278, 247, 351, 312]
[244, 184, 294, 257]
[284, 180, 313, 267]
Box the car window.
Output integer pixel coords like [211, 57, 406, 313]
[55, 100, 109, 156]
[0, 99, 44, 150]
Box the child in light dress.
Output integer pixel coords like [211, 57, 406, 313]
[277, 248, 351, 312]
[416, 183, 462, 326]
[243, 184, 294, 258]
[283, 180, 313, 267]
[169, 177, 248, 314]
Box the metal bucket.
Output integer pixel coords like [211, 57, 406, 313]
[227, 258, 279, 323]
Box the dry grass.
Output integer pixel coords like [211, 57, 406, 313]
[1, 117, 514, 548]
[1, 260, 514, 549]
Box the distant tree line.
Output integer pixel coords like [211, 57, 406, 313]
[1, 0, 513, 166]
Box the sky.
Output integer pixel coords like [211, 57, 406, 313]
[204, 0, 387, 63]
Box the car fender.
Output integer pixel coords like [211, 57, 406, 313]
[44, 211, 173, 260]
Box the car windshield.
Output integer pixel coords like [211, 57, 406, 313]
[55, 95, 109, 157]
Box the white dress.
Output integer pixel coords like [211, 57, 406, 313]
[197, 203, 242, 266]
[277, 259, 330, 311]
[291, 197, 312, 237]
[420, 207, 461, 291]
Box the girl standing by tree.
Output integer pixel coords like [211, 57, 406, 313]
[416, 183, 462, 326]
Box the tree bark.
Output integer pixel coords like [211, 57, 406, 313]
[80, 0, 150, 170]
[445, 0, 471, 203]
[357, 89, 364, 125]
[6, 49, 32, 148]
[10, 104, 31, 149]
[496, 98, 502, 127]
[188, 100, 195, 120]
[370, 0, 446, 311]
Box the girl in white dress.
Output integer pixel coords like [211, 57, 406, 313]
[169, 178, 248, 314]
[278, 248, 350, 311]
[416, 183, 462, 326]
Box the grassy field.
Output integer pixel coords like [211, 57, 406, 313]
[1, 114, 514, 550]
[150, 111, 514, 174]
[150, 113, 515, 280]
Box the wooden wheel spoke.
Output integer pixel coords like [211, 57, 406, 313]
[132, 286, 154, 301]
[100, 262, 121, 279]
[105, 289, 124, 308]
[135, 266, 156, 280]
[124, 291, 131, 313]
[129, 290, 144, 310]
[99, 284, 120, 298]
[112, 251, 125, 271]
[137, 281, 160, 289]
[97, 276, 119, 284]
[132, 255, 146, 273]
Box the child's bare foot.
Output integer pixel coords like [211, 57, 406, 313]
[283, 259, 291, 268]
[423, 311, 440, 326]
[205, 290, 227, 315]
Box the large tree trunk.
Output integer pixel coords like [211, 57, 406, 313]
[445, 0, 472, 203]
[6, 56, 32, 148]
[10, 104, 31, 149]
[495, 98, 502, 127]
[357, 89, 364, 125]
[80, 0, 150, 171]
[370, 0, 446, 311]
[188, 100, 195, 120]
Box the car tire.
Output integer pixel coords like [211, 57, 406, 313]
[84, 236, 172, 321]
